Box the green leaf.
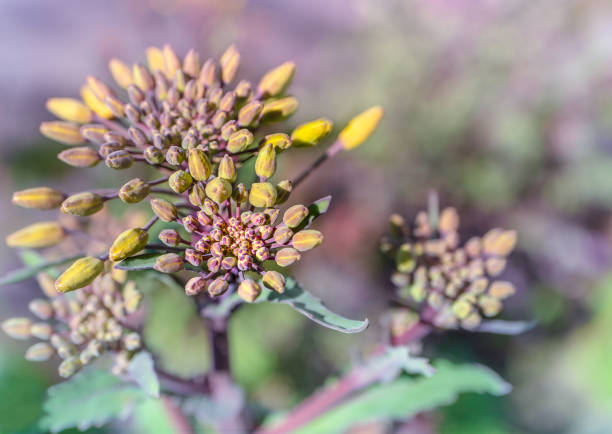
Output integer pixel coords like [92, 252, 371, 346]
[0, 253, 81, 286]
[294, 360, 511, 434]
[131, 397, 180, 433]
[127, 352, 160, 398]
[475, 320, 536, 335]
[202, 277, 368, 334]
[39, 366, 148, 433]
[115, 251, 201, 272]
[295, 195, 332, 231]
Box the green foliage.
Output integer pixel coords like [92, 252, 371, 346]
[130, 398, 178, 433]
[294, 360, 511, 433]
[0, 252, 81, 285]
[127, 352, 160, 398]
[294, 195, 332, 231]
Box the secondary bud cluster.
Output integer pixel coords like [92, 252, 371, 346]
[381, 206, 517, 331]
[1, 269, 143, 378]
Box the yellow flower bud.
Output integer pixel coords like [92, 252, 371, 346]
[205, 177, 232, 204]
[237, 101, 263, 127]
[28, 299, 53, 320]
[218, 155, 237, 182]
[396, 244, 415, 273]
[80, 85, 114, 119]
[338, 106, 384, 150]
[198, 58, 217, 87]
[451, 298, 474, 320]
[185, 276, 206, 296]
[58, 356, 81, 378]
[488, 281, 516, 300]
[227, 129, 254, 153]
[40, 121, 83, 145]
[255, 143, 276, 179]
[31, 322, 53, 340]
[46, 98, 92, 124]
[238, 279, 261, 302]
[57, 146, 101, 168]
[169, 170, 193, 194]
[274, 225, 294, 244]
[283, 204, 308, 228]
[12, 187, 65, 210]
[260, 96, 298, 123]
[183, 48, 200, 77]
[188, 149, 212, 181]
[146, 46, 165, 72]
[220, 44, 240, 84]
[1, 318, 31, 340]
[6, 222, 65, 248]
[208, 277, 229, 297]
[80, 124, 109, 144]
[262, 271, 286, 293]
[123, 282, 142, 314]
[25, 342, 55, 362]
[109, 228, 149, 262]
[119, 178, 150, 203]
[249, 182, 277, 208]
[478, 295, 503, 317]
[291, 229, 323, 252]
[275, 247, 301, 267]
[483, 229, 517, 257]
[461, 312, 482, 330]
[61, 192, 104, 216]
[257, 61, 296, 98]
[133, 63, 154, 91]
[109, 58, 133, 88]
[55, 257, 104, 293]
[163, 44, 181, 79]
[291, 118, 333, 147]
[189, 183, 206, 207]
[105, 149, 133, 169]
[150, 198, 178, 222]
[263, 133, 292, 150]
[153, 253, 184, 273]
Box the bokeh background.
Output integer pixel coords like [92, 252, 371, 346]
[2, 0, 612, 432]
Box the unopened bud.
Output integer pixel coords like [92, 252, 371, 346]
[260, 97, 298, 123]
[238, 279, 261, 302]
[227, 128, 254, 153]
[163, 44, 181, 79]
[30, 322, 53, 340]
[257, 61, 296, 98]
[6, 222, 65, 248]
[263, 133, 291, 150]
[40, 121, 83, 145]
[58, 356, 81, 378]
[291, 230, 323, 252]
[12, 187, 65, 210]
[169, 170, 193, 194]
[144, 146, 165, 164]
[237, 101, 263, 127]
[55, 256, 104, 293]
[205, 177, 232, 204]
[58, 146, 101, 168]
[396, 244, 415, 273]
[185, 249, 204, 267]
[249, 182, 277, 208]
[81, 84, 113, 119]
[123, 282, 142, 314]
[25, 343, 55, 362]
[338, 106, 384, 150]
[151, 198, 178, 222]
[109, 228, 149, 261]
[263, 271, 286, 293]
[109, 58, 133, 88]
[483, 229, 517, 257]
[478, 295, 503, 317]
[218, 155, 237, 182]
[159, 229, 181, 247]
[188, 149, 212, 181]
[275, 180, 292, 204]
[283, 204, 308, 228]
[208, 277, 229, 297]
[198, 58, 217, 87]
[274, 225, 293, 244]
[123, 332, 141, 351]
[275, 247, 301, 267]
[119, 178, 150, 203]
[80, 124, 109, 144]
[61, 192, 103, 216]
[46, 98, 92, 124]
[291, 118, 333, 147]
[133, 63, 154, 91]
[488, 281, 516, 300]
[232, 183, 248, 203]
[185, 276, 206, 296]
[165, 146, 185, 166]
[153, 253, 184, 273]
[255, 143, 276, 179]
[105, 150, 133, 169]
[461, 312, 482, 330]
[28, 299, 53, 320]
[220, 44, 240, 84]
[1, 318, 31, 340]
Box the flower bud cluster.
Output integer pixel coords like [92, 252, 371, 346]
[381, 207, 517, 330]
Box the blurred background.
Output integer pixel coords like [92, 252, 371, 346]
[2, 0, 612, 432]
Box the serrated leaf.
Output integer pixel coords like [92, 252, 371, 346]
[39, 366, 148, 433]
[202, 277, 368, 334]
[474, 320, 536, 335]
[116, 251, 200, 272]
[0, 253, 82, 286]
[295, 195, 332, 231]
[293, 360, 511, 434]
[127, 352, 160, 398]
[131, 397, 180, 433]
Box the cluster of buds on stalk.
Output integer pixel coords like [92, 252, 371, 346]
[1, 268, 142, 378]
[381, 202, 517, 333]
[6, 43, 383, 304]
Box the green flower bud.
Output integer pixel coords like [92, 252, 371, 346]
[189, 183, 206, 207]
[291, 118, 333, 147]
[119, 178, 150, 203]
[144, 146, 165, 164]
[1, 318, 31, 340]
[105, 150, 133, 169]
[57, 146, 101, 168]
[165, 146, 186, 165]
[255, 143, 276, 179]
[291, 230, 323, 252]
[263, 133, 291, 150]
[218, 155, 237, 182]
[58, 356, 81, 378]
[283, 204, 308, 228]
[25, 342, 55, 362]
[237, 101, 263, 127]
[238, 279, 261, 302]
[338, 106, 384, 150]
[28, 299, 53, 320]
[185, 276, 206, 296]
[232, 183, 248, 203]
[169, 170, 193, 194]
[153, 253, 184, 273]
[150, 198, 178, 222]
[260, 96, 298, 123]
[205, 177, 232, 204]
[40, 121, 84, 145]
[109, 228, 149, 262]
[12, 187, 65, 210]
[396, 244, 415, 273]
[227, 129, 254, 153]
[249, 182, 277, 208]
[275, 180, 292, 204]
[208, 277, 229, 297]
[257, 61, 296, 98]
[262, 271, 286, 293]
[55, 257, 104, 293]
[188, 149, 212, 181]
[6, 222, 65, 248]
[275, 247, 301, 267]
[61, 192, 104, 216]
